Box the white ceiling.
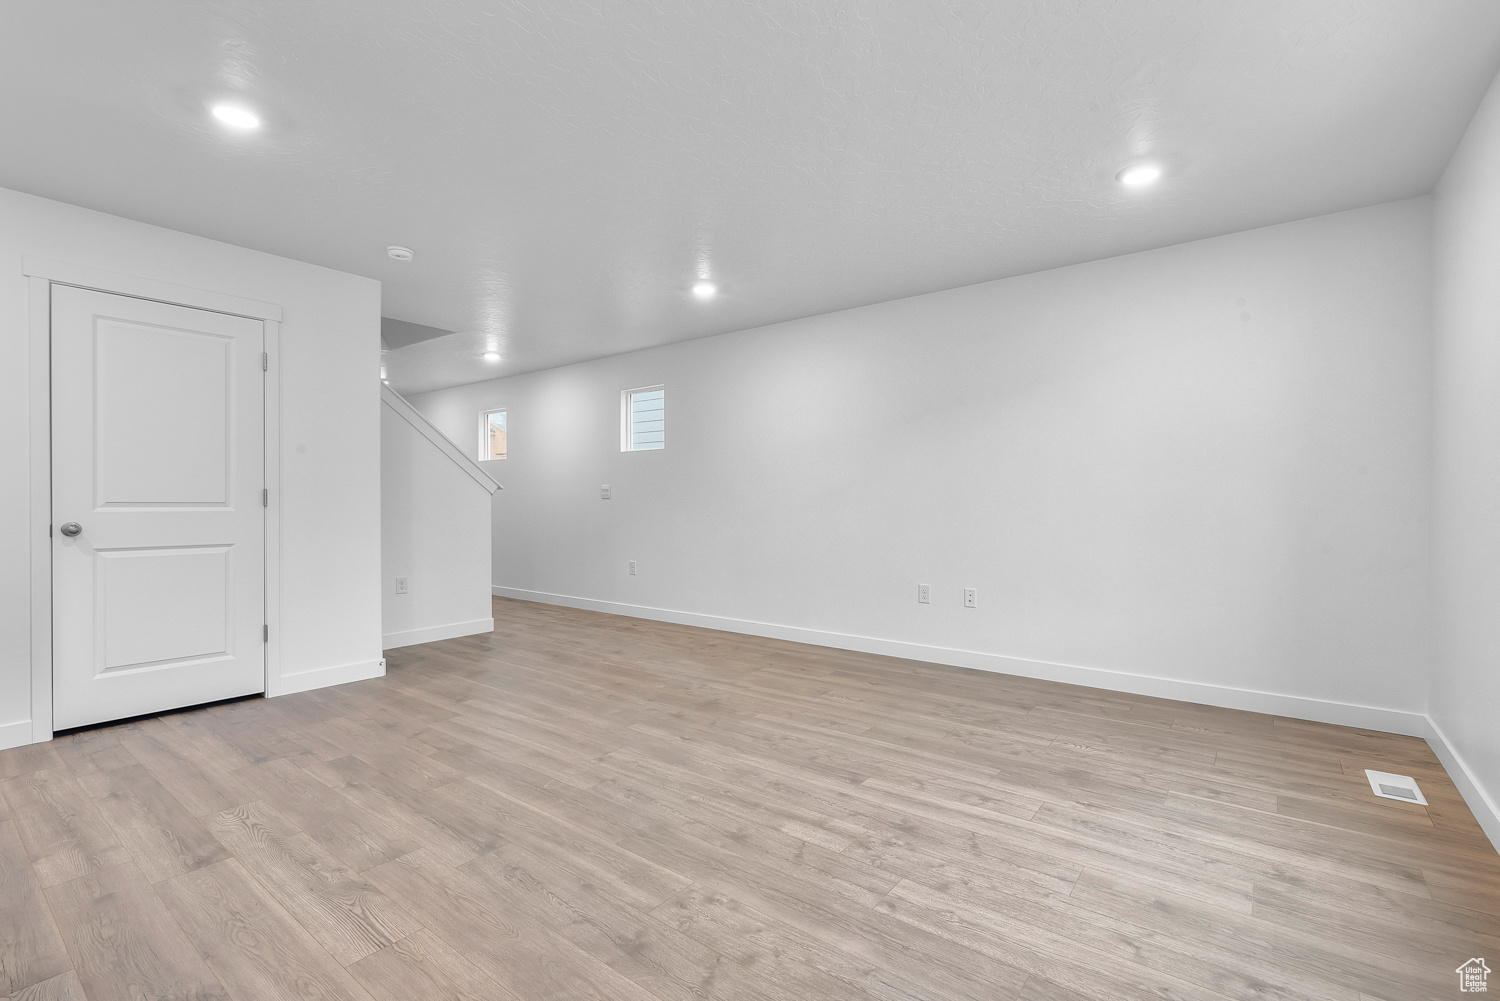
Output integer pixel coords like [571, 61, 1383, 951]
[4, 2, 1500, 394]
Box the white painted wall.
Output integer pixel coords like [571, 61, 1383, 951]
[410, 199, 1433, 733]
[0, 185, 383, 749]
[1431, 67, 1500, 847]
[382, 389, 497, 649]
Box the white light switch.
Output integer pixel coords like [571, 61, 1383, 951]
[600, 484, 611, 499]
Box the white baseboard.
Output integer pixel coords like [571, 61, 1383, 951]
[270, 658, 386, 697]
[493, 586, 1429, 737]
[383, 618, 494, 650]
[1424, 717, 1500, 853]
[0, 719, 32, 751]
[496, 585, 1500, 854]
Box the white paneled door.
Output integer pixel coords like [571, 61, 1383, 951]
[51, 285, 266, 730]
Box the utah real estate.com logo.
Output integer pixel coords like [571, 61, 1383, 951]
[1458, 958, 1491, 993]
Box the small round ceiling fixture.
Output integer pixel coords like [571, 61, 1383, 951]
[483, 351, 501, 362]
[691, 280, 718, 300]
[387, 246, 414, 262]
[1116, 163, 1162, 188]
[211, 104, 260, 129]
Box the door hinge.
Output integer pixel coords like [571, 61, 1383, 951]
[263, 624, 269, 643]
[262, 488, 269, 507]
[262, 352, 268, 371]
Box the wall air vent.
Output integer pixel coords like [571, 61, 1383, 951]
[1364, 769, 1427, 805]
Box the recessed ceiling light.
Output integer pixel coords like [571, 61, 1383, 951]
[1116, 164, 1162, 188]
[483, 351, 501, 362]
[211, 104, 260, 129]
[387, 246, 414, 262]
[691, 280, 718, 300]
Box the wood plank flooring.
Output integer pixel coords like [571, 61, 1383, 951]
[1, 596, 1496, 1001]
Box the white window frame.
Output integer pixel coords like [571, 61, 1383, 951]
[478, 408, 507, 461]
[621, 385, 665, 452]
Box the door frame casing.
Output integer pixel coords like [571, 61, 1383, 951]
[25, 257, 283, 743]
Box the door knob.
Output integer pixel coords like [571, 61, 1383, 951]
[59, 522, 82, 537]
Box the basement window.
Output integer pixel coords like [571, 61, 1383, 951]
[622, 386, 664, 451]
[480, 409, 507, 460]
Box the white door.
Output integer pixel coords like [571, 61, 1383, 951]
[51, 285, 266, 730]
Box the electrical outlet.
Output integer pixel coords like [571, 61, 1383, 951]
[600, 484, 612, 499]
[395, 576, 409, 595]
[963, 587, 977, 608]
[917, 584, 931, 604]
[629, 560, 637, 575]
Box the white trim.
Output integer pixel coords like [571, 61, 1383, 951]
[275, 658, 386, 697]
[491, 586, 1431, 738]
[621, 384, 666, 452]
[28, 276, 52, 743]
[0, 720, 32, 752]
[1425, 717, 1500, 854]
[478, 407, 507, 462]
[383, 618, 494, 650]
[382, 385, 501, 494]
[22, 257, 282, 321]
[494, 587, 1500, 855]
[263, 320, 283, 698]
[26, 264, 284, 739]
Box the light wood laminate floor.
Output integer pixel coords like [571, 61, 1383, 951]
[1, 597, 1496, 1001]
